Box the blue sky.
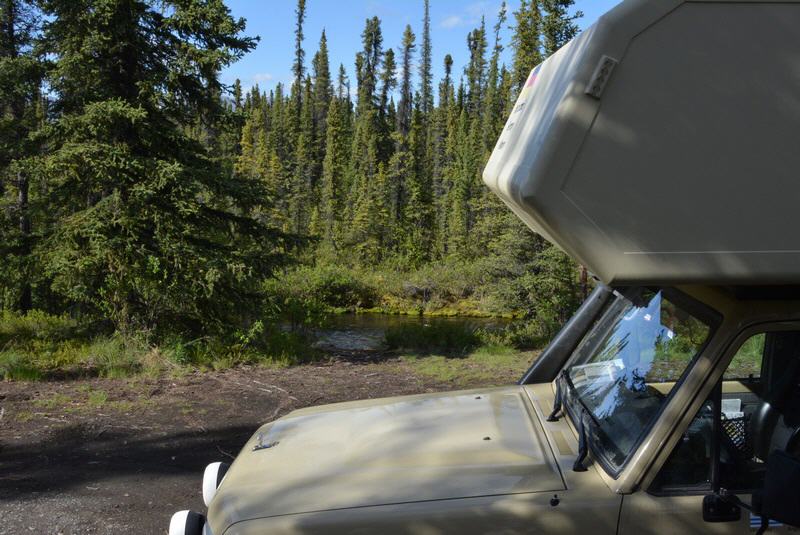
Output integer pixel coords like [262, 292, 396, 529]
[221, 0, 621, 94]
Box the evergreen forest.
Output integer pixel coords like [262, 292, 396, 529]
[0, 0, 588, 377]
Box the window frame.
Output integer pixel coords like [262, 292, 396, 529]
[561, 286, 722, 479]
[646, 321, 800, 497]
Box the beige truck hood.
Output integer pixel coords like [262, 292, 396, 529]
[209, 386, 565, 532]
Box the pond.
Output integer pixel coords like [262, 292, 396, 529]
[312, 313, 516, 352]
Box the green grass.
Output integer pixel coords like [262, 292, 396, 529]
[87, 336, 147, 378]
[400, 345, 534, 385]
[0, 308, 531, 383]
[0, 334, 153, 379]
[0, 350, 43, 381]
[0, 310, 321, 381]
[87, 390, 108, 407]
[33, 392, 72, 410]
[15, 410, 34, 422]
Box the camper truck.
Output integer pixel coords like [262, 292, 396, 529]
[169, 0, 800, 533]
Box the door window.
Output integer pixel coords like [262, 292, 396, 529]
[724, 333, 765, 381]
[651, 331, 775, 494]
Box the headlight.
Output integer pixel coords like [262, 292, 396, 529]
[202, 461, 230, 507]
[169, 510, 211, 535]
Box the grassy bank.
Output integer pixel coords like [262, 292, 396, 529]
[0, 307, 539, 382]
[0, 251, 581, 382]
[0, 310, 320, 381]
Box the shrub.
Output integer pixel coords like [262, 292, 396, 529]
[478, 320, 550, 350]
[271, 265, 380, 311]
[159, 326, 319, 370]
[0, 310, 81, 347]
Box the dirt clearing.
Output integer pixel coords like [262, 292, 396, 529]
[0, 353, 532, 534]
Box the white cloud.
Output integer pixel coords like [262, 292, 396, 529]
[466, 2, 491, 18]
[251, 72, 274, 83]
[441, 15, 464, 29]
[440, 1, 498, 29]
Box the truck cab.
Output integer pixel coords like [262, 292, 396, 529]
[170, 0, 800, 532]
[170, 284, 800, 534]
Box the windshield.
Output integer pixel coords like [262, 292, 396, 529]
[565, 288, 713, 473]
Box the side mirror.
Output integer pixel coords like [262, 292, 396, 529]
[702, 494, 741, 523]
[757, 450, 800, 528]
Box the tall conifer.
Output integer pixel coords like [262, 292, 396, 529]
[418, 0, 433, 116]
[511, 0, 543, 93]
[0, 0, 41, 312]
[38, 0, 289, 335]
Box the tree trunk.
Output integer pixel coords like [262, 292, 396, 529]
[17, 169, 31, 312]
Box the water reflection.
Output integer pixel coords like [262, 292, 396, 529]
[567, 289, 712, 468]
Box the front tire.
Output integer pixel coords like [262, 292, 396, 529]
[169, 510, 205, 535]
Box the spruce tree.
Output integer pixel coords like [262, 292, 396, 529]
[320, 94, 350, 252]
[472, 3, 515, 259]
[377, 47, 395, 162]
[346, 16, 383, 254]
[446, 101, 472, 257]
[542, 0, 582, 55]
[415, 2, 435, 262]
[292, 0, 306, 122]
[511, 0, 544, 93]
[397, 25, 415, 139]
[232, 79, 243, 111]
[37, 0, 290, 336]
[312, 30, 332, 137]
[418, 0, 433, 117]
[432, 54, 454, 258]
[0, 0, 42, 312]
[336, 63, 350, 101]
[465, 19, 488, 118]
[290, 75, 315, 235]
[404, 102, 433, 264]
[482, 2, 508, 153]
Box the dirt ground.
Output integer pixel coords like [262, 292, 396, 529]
[0, 353, 524, 534]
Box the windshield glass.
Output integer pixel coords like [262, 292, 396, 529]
[566, 288, 713, 472]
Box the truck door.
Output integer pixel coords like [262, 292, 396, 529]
[619, 330, 800, 534]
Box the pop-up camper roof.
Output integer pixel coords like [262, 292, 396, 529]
[484, 0, 800, 285]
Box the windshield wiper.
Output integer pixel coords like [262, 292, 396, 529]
[547, 369, 597, 472]
[546, 370, 568, 422]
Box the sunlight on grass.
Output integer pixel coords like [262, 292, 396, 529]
[0, 350, 43, 381]
[400, 345, 536, 385]
[87, 390, 108, 408]
[0, 310, 321, 381]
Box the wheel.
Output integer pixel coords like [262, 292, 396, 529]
[169, 510, 205, 535]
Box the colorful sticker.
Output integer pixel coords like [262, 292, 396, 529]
[518, 64, 543, 100]
[526, 64, 542, 88]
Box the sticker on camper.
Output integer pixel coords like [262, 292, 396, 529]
[519, 64, 543, 101]
[525, 64, 542, 88]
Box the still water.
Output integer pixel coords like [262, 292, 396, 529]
[313, 313, 515, 352]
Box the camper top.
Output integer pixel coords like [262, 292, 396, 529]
[484, 0, 800, 285]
